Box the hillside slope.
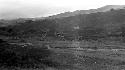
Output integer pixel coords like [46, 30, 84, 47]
[1, 6, 125, 41]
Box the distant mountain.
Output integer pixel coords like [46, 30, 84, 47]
[97, 5, 125, 12]
[1, 5, 125, 41]
[1, 8, 125, 40]
[47, 5, 125, 19]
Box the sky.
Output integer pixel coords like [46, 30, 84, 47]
[0, 0, 125, 19]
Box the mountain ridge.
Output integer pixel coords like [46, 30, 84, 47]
[47, 5, 125, 19]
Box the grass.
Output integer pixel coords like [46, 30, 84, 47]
[1, 38, 125, 70]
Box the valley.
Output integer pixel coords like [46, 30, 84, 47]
[1, 5, 125, 70]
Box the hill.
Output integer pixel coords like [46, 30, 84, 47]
[47, 5, 125, 19]
[1, 5, 125, 41]
[54, 8, 125, 41]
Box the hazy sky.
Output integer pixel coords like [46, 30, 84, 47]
[0, 0, 125, 19]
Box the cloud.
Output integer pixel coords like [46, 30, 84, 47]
[0, 0, 72, 19]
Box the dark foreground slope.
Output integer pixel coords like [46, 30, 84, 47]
[1, 39, 125, 70]
[0, 39, 62, 69]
